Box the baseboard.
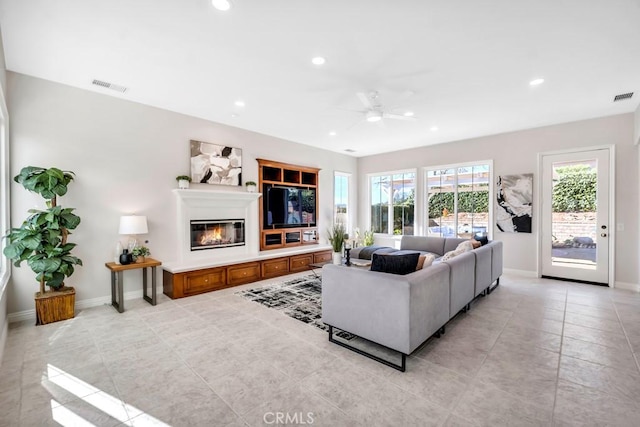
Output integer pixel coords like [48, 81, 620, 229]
[0, 318, 8, 367]
[614, 281, 640, 292]
[8, 284, 164, 323]
[503, 268, 537, 277]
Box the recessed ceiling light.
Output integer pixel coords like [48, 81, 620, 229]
[329, 131, 337, 136]
[234, 100, 245, 107]
[311, 57, 326, 66]
[529, 78, 545, 86]
[430, 126, 439, 131]
[211, 0, 232, 11]
[231, 113, 238, 118]
[403, 111, 414, 117]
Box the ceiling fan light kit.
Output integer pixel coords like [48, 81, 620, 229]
[366, 111, 383, 122]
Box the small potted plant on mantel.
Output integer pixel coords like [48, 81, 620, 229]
[132, 246, 151, 263]
[245, 181, 257, 193]
[176, 175, 191, 189]
[327, 223, 347, 265]
[3, 166, 83, 325]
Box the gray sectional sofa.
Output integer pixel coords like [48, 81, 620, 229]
[321, 235, 503, 371]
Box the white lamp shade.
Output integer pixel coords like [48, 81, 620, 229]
[119, 215, 148, 235]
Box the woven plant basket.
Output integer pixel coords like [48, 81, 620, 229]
[34, 287, 75, 325]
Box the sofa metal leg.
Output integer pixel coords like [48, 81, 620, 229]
[327, 325, 407, 372]
[488, 277, 500, 294]
[435, 325, 445, 338]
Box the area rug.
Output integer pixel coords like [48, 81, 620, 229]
[236, 275, 355, 340]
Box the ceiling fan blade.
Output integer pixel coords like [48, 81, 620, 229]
[383, 113, 417, 121]
[356, 92, 374, 109]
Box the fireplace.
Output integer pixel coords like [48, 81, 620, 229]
[190, 219, 245, 251]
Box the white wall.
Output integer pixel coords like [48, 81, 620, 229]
[7, 72, 357, 315]
[358, 114, 639, 286]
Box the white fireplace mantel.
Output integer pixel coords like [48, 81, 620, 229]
[173, 189, 262, 263]
[173, 188, 261, 204]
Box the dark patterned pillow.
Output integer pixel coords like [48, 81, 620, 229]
[371, 253, 420, 275]
[474, 234, 489, 246]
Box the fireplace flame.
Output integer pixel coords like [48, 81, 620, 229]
[200, 227, 224, 245]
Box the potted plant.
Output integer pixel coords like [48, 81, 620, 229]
[3, 166, 83, 325]
[132, 246, 150, 263]
[176, 175, 191, 189]
[327, 223, 347, 265]
[245, 180, 257, 193]
[363, 229, 375, 246]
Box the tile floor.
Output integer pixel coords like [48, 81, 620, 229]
[1, 272, 640, 426]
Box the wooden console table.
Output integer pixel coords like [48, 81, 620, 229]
[105, 257, 162, 313]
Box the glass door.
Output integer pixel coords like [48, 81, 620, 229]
[540, 148, 610, 285]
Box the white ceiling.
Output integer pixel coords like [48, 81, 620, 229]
[1, 0, 640, 157]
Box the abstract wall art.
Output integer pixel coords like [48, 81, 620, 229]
[190, 140, 242, 186]
[496, 173, 533, 233]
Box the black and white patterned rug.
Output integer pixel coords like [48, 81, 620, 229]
[236, 275, 354, 340]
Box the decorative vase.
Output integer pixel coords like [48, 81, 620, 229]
[332, 252, 342, 265]
[115, 241, 123, 264]
[119, 249, 132, 265]
[178, 179, 190, 189]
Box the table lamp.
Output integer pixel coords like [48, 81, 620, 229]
[119, 215, 148, 251]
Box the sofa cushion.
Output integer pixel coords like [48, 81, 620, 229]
[356, 245, 397, 260]
[401, 235, 446, 256]
[371, 252, 420, 275]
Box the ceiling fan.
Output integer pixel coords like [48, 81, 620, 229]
[355, 90, 417, 123]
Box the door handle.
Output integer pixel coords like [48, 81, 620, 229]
[601, 233, 607, 237]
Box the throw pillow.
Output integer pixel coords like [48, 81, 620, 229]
[416, 253, 436, 270]
[371, 252, 420, 275]
[475, 234, 489, 246]
[456, 241, 474, 252]
[441, 250, 457, 261]
[443, 241, 474, 261]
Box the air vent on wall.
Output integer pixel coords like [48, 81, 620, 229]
[613, 92, 633, 102]
[91, 79, 127, 93]
[344, 148, 356, 153]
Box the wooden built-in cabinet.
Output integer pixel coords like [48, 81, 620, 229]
[257, 159, 320, 251]
[163, 249, 332, 299]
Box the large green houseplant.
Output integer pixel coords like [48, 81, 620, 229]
[3, 166, 83, 324]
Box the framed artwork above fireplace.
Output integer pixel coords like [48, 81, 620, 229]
[190, 140, 242, 186]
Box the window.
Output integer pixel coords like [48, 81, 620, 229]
[370, 171, 415, 235]
[426, 162, 491, 239]
[0, 86, 9, 291]
[334, 172, 350, 231]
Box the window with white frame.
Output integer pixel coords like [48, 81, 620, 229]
[334, 172, 350, 231]
[370, 171, 415, 235]
[425, 162, 491, 239]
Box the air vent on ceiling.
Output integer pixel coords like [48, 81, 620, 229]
[613, 92, 633, 102]
[91, 79, 127, 93]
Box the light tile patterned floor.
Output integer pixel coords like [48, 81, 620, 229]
[1, 273, 640, 426]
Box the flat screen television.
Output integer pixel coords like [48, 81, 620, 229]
[264, 186, 316, 228]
